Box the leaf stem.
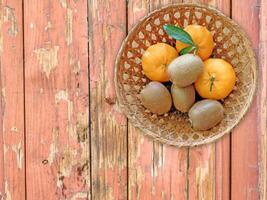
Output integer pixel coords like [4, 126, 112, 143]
[193, 46, 198, 55]
[210, 76, 215, 92]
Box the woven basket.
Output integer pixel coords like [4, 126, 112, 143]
[115, 3, 257, 147]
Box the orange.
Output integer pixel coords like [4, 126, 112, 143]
[142, 43, 178, 82]
[176, 25, 214, 60]
[195, 58, 236, 100]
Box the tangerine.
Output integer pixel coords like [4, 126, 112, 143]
[176, 25, 214, 60]
[195, 58, 236, 100]
[142, 43, 178, 82]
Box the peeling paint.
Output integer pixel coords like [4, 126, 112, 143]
[77, 110, 89, 175]
[76, 111, 89, 144]
[103, 25, 111, 42]
[45, 21, 52, 31]
[34, 46, 59, 78]
[30, 22, 34, 29]
[60, 0, 67, 8]
[55, 90, 69, 103]
[70, 57, 81, 74]
[55, 90, 68, 103]
[40, 88, 44, 94]
[70, 192, 88, 200]
[130, 166, 145, 200]
[57, 148, 78, 195]
[47, 128, 59, 165]
[77, 110, 90, 189]
[133, 0, 148, 13]
[3, 6, 18, 36]
[12, 142, 23, 169]
[195, 155, 215, 199]
[4, 144, 8, 155]
[4, 181, 11, 200]
[11, 126, 18, 133]
[58, 148, 77, 178]
[152, 143, 164, 177]
[66, 8, 73, 45]
[55, 90, 75, 137]
[59, 0, 73, 45]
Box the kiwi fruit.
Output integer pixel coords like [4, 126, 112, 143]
[167, 54, 203, 87]
[189, 99, 224, 131]
[171, 84, 195, 112]
[140, 81, 172, 115]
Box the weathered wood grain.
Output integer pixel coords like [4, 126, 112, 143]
[0, 0, 3, 191]
[259, 0, 267, 199]
[0, 77, 3, 198]
[127, 1, 188, 200]
[188, 145, 216, 200]
[24, 0, 90, 199]
[0, 0, 25, 199]
[183, 1, 230, 200]
[88, 0, 128, 199]
[231, 0, 260, 199]
[215, 136, 230, 200]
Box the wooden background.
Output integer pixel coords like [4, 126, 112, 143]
[0, 0, 266, 199]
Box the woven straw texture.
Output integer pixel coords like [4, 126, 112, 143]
[115, 3, 257, 147]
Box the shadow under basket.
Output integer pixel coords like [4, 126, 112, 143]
[114, 3, 257, 147]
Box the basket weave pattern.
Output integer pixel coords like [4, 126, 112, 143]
[115, 4, 257, 146]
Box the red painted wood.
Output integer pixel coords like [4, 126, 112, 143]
[215, 136, 230, 200]
[0, 95, 3, 198]
[127, 1, 188, 200]
[88, 0, 128, 199]
[24, 0, 89, 199]
[186, 1, 230, 200]
[231, 0, 260, 199]
[0, 0, 25, 199]
[259, 0, 267, 199]
[0, 0, 263, 199]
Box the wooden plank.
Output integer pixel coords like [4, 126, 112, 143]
[184, 1, 231, 200]
[231, 0, 260, 199]
[88, 0, 128, 199]
[127, 1, 188, 200]
[0, 97, 3, 198]
[259, 0, 267, 199]
[0, 0, 25, 199]
[0, 0, 3, 192]
[215, 136, 230, 200]
[24, 0, 90, 199]
[0, 86, 3, 198]
[188, 145, 216, 200]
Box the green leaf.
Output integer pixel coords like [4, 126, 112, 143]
[180, 45, 197, 55]
[163, 24, 194, 46]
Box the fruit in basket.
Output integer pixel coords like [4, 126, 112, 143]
[141, 43, 178, 82]
[195, 58, 236, 100]
[175, 25, 214, 60]
[167, 54, 203, 87]
[140, 81, 172, 115]
[189, 99, 224, 131]
[171, 84, 195, 112]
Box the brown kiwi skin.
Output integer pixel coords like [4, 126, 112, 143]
[167, 54, 203, 87]
[140, 81, 172, 115]
[189, 99, 224, 131]
[171, 84, 195, 113]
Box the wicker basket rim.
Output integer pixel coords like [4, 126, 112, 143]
[114, 3, 258, 147]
